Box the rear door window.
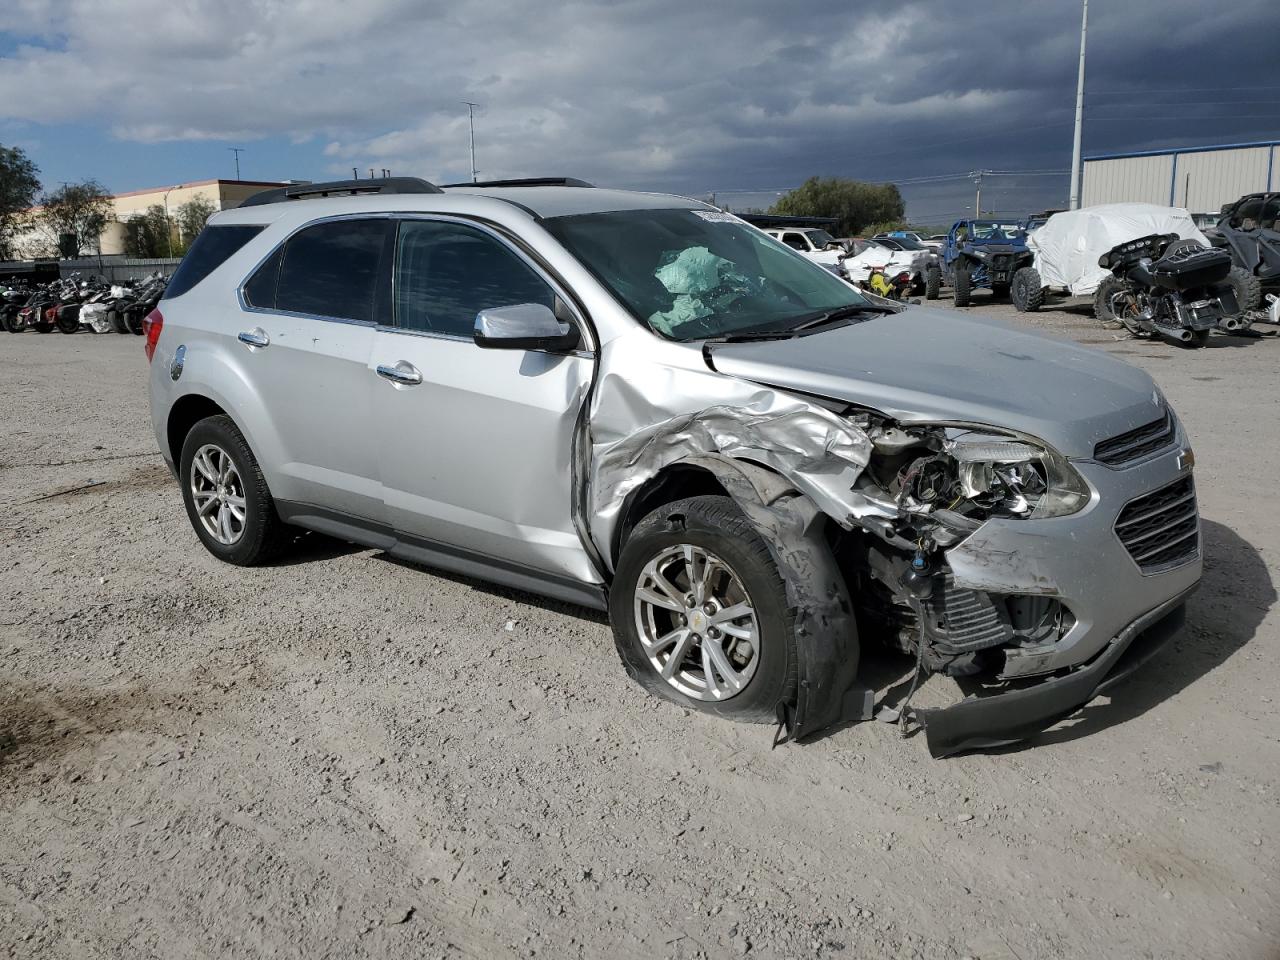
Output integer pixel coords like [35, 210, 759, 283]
[166, 224, 264, 299]
[270, 219, 393, 322]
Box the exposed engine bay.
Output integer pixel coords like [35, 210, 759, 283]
[832, 412, 1081, 683]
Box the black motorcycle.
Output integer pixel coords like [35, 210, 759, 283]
[1094, 234, 1247, 347]
[118, 273, 168, 335]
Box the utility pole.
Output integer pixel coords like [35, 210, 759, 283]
[228, 147, 244, 180]
[461, 101, 480, 183]
[972, 170, 985, 216]
[1068, 0, 1088, 210]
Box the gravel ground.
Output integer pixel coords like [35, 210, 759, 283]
[2, 297, 1277, 960]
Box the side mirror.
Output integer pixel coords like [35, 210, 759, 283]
[474, 302, 580, 352]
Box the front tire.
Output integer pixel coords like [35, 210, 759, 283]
[179, 415, 288, 566]
[55, 309, 80, 334]
[1011, 267, 1044, 312]
[952, 262, 972, 307]
[924, 265, 941, 300]
[610, 495, 796, 722]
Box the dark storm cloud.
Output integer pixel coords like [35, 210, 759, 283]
[0, 0, 1275, 218]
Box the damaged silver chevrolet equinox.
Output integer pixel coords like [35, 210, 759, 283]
[147, 177, 1201, 756]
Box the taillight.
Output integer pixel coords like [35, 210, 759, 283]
[143, 308, 164, 361]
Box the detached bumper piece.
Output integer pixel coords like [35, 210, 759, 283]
[915, 589, 1193, 758]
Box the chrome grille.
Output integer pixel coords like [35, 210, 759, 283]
[1094, 413, 1176, 466]
[1115, 476, 1199, 572]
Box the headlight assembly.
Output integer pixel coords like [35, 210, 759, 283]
[945, 436, 1089, 519]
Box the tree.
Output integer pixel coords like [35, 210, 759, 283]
[174, 195, 217, 252]
[0, 144, 41, 260]
[769, 177, 905, 237]
[36, 180, 113, 258]
[123, 205, 174, 258]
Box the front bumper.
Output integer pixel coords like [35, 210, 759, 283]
[942, 438, 1201, 677]
[916, 586, 1192, 758]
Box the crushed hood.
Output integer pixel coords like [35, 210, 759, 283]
[705, 306, 1163, 459]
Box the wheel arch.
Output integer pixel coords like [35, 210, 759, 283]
[611, 462, 732, 571]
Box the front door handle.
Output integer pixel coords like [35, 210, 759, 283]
[237, 328, 270, 348]
[376, 361, 423, 386]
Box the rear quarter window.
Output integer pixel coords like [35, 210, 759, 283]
[165, 224, 265, 299]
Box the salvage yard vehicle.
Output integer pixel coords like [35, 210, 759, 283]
[760, 226, 846, 269]
[1210, 192, 1277, 312]
[1017, 204, 1253, 344]
[841, 236, 934, 296]
[1092, 234, 1248, 347]
[147, 176, 1201, 758]
[941, 219, 1032, 306]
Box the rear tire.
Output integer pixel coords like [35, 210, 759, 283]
[55, 310, 80, 334]
[125, 310, 144, 335]
[1093, 276, 1129, 329]
[952, 262, 972, 307]
[179, 415, 289, 566]
[1226, 266, 1261, 314]
[1011, 267, 1044, 312]
[610, 495, 797, 723]
[924, 265, 941, 300]
[108, 308, 128, 334]
[1, 309, 21, 333]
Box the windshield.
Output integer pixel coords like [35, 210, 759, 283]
[969, 221, 1025, 240]
[544, 209, 872, 341]
[888, 236, 926, 250]
[803, 228, 837, 249]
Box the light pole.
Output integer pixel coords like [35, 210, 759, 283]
[1068, 0, 1088, 209]
[228, 147, 244, 180]
[461, 101, 480, 183]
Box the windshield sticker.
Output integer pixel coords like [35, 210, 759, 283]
[692, 210, 740, 223]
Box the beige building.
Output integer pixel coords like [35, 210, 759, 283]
[98, 179, 286, 255]
[14, 178, 286, 259]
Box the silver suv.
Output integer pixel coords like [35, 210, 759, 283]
[147, 176, 1201, 757]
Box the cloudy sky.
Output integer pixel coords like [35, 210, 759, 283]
[1, 0, 1277, 224]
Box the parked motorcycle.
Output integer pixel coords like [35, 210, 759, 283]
[1094, 234, 1247, 347]
[118, 273, 168, 335]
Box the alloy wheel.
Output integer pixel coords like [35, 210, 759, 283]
[190, 443, 247, 545]
[633, 544, 759, 701]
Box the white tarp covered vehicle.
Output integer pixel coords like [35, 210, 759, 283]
[1021, 203, 1207, 300]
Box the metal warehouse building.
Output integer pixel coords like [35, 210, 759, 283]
[1082, 139, 1279, 215]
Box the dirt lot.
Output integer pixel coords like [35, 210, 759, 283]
[2, 296, 1278, 960]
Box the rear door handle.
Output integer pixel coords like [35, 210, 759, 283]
[376, 361, 423, 386]
[237, 328, 270, 348]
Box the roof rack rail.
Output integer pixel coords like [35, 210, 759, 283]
[441, 177, 595, 189]
[240, 176, 443, 207]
